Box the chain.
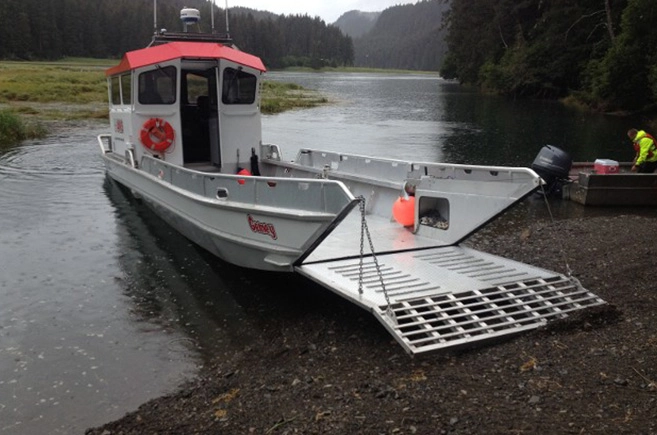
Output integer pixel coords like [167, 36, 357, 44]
[357, 196, 396, 323]
[539, 183, 577, 281]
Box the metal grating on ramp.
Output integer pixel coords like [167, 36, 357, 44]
[297, 246, 606, 354]
[381, 275, 603, 354]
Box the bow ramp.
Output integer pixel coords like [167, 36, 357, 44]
[297, 227, 605, 355]
[275, 152, 605, 354]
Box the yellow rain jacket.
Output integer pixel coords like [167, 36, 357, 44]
[633, 130, 657, 165]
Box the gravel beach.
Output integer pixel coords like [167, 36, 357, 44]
[86, 213, 657, 435]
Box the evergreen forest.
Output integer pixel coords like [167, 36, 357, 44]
[0, 0, 354, 69]
[441, 0, 657, 113]
[353, 1, 449, 71]
[3, 0, 657, 113]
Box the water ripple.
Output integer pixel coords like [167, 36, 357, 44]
[0, 131, 107, 180]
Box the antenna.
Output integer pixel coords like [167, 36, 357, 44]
[225, 0, 230, 36]
[153, 0, 158, 35]
[211, 0, 215, 33]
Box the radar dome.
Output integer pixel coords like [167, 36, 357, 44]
[180, 8, 200, 24]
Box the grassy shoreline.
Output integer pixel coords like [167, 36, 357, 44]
[0, 58, 339, 145]
[0, 58, 436, 146]
[0, 60, 332, 111]
[0, 109, 48, 147]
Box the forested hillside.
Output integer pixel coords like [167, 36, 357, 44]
[333, 10, 380, 39]
[0, 0, 353, 68]
[354, 0, 449, 71]
[0, 0, 448, 72]
[441, 0, 657, 112]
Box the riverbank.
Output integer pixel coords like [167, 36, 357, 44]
[86, 213, 657, 434]
[0, 59, 330, 145]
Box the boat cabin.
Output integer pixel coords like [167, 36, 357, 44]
[105, 40, 267, 173]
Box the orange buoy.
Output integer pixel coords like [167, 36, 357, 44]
[237, 168, 252, 185]
[392, 196, 415, 227]
[140, 118, 174, 152]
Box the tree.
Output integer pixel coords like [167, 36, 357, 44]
[0, 0, 354, 67]
[441, 0, 637, 108]
[586, 0, 657, 111]
[355, 0, 449, 71]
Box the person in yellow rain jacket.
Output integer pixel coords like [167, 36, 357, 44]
[627, 128, 657, 173]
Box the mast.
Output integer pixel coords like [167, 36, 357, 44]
[225, 0, 230, 36]
[153, 0, 158, 35]
[210, 0, 215, 33]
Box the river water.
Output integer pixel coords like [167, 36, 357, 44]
[0, 72, 650, 434]
[263, 72, 639, 165]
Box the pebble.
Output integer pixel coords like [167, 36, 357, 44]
[613, 378, 628, 386]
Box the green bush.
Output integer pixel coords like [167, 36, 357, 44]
[0, 109, 47, 146]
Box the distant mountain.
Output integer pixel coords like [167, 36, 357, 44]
[229, 6, 279, 22]
[333, 10, 380, 38]
[221, 3, 449, 71]
[354, 0, 449, 71]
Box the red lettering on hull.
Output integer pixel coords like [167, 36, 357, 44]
[247, 215, 277, 240]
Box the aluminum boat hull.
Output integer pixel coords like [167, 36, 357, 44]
[102, 152, 358, 272]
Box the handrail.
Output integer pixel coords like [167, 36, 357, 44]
[125, 148, 137, 168]
[97, 134, 137, 169]
[139, 154, 355, 214]
[97, 134, 111, 154]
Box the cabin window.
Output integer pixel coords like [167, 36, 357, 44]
[222, 67, 256, 105]
[138, 66, 177, 105]
[121, 74, 132, 104]
[184, 72, 210, 105]
[110, 76, 121, 105]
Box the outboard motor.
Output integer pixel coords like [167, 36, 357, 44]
[531, 145, 572, 196]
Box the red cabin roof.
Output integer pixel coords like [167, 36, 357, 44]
[106, 41, 267, 76]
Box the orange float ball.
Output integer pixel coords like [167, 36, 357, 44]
[392, 196, 415, 227]
[237, 168, 252, 185]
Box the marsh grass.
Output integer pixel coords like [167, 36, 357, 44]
[0, 109, 47, 147]
[0, 59, 329, 144]
[0, 62, 109, 105]
[261, 81, 328, 114]
[0, 60, 328, 116]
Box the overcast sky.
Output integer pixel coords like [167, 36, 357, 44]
[226, 0, 416, 24]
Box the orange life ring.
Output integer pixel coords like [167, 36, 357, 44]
[140, 118, 174, 152]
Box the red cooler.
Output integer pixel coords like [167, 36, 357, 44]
[593, 159, 619, 174]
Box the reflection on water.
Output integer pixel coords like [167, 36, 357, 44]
[0, 126, 199, 434]
[1, 73, 654, 434]
[438, 87, 636, 166]
[264, 72, 645, 166]
[103, 177, 263, 360]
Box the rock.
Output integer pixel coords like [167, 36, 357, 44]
[614, 378, 628, 386]
[529, 395, 540, 405]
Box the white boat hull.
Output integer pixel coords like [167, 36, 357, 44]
[96, 30, 607, 355]
[102, 152, 357, 272]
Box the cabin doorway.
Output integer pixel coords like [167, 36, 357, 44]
[180, 66, 220, 168]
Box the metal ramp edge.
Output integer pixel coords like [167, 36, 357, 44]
[296, 246, 606, 355]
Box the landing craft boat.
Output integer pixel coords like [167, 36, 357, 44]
[97, 7, 605, 354]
